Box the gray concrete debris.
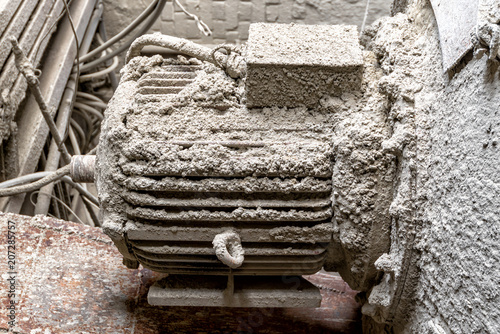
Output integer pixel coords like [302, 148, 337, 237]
[360, 0, 500, 332]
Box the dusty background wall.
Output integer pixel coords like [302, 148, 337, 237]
[103, 0, 391, 45]
[361, 0, 500, 332]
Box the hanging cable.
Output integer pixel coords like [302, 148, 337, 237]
[360, 0, 371, 35]
[31, 191, 85, 225]
[78, 0, 160, 63]
[79, 54, 119, 82]
[61, 0, 81, 84]
[81, 100, 108, 110]
[74, 102, 104, 120]
[0, 165, 70, 197]
[76, 91, 105, 102]
[80, 0, 168, 72]
[0, 172, 54, 189]
[173, 0, 212, 36]
[61, 176, 98, 206]
[69, 119, 87, 149]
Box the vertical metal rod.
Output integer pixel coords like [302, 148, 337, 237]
[34, 73, 77, 215]
[226, 271, 234, 297]
[10, 37, 72, 165]
[34, 1, 102, 215]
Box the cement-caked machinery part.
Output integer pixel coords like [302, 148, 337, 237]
[95, 23, 393, 308]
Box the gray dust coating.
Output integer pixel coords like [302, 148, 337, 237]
[96, 23, 395, 290]
[246, 23, 364, 67]
[96, 51, 338, 278]
[97, 10, 500, 331]
[358, 0, 500, 332]
[245, 23, 364, 108]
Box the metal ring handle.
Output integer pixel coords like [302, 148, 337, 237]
[212, 230, 245, 269]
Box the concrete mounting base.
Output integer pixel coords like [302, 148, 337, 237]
[147, 275, 322, 308]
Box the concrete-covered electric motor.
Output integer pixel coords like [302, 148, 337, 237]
[96, 23, 364, 307]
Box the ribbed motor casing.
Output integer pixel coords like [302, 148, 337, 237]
[97, 58, 334, 276]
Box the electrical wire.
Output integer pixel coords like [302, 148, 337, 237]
[0, 170, 99, 206]
[0, 165, 70, 197]
[0, 172, 54, 189]
[360, 0, 371, 35]
[80, 99, 108, 110]
[70, 186, 84, 224]
[80, 0, 168, 72]
[61, 0, 81, 84]
[97, 25, 119, 89]
[74, 102, 104, 120]
[76, 91, 104, 102]
[68, 126, 82, 155]
[31, 191, 85, 225]
[33, 0, 75, 63]
[78, 0, 160, 63]
[61, 176, 99, 206]
[79, 54, 119, 82]
[70, 119, 87, 149]
[173, 0, 212, 36]
[79, 32, 119, 83]
[71, 109, 94, 151]
[81, 195, 100, 227]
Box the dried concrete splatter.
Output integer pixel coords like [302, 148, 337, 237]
[358, 0, 500, 332]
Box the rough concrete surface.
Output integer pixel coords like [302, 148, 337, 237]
[358, 0, 500, 332]
[245, 23, 364, 107]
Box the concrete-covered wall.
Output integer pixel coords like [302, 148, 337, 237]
[359, 0, 500, 332]
[103, 0, 391, 44]
[409, 47, 499, 334]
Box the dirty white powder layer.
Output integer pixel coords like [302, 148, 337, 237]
[358, 0, 500, 332]
[96, 54, 339, 273]
[97, 39, 397, 294]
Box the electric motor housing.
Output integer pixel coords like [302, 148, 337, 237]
[96, 55, 335, 277]
[96, 24, 367, 306]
